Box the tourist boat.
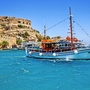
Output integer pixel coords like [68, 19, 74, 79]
[25, 7, 90, 60]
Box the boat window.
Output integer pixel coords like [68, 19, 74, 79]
[65, 44, 67, 46]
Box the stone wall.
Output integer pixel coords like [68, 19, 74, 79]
[0, 16, 31, 31]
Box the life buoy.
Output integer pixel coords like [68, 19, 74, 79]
[66, 36, 78, 42]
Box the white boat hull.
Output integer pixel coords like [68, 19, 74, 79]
[26, 48, 90, 60]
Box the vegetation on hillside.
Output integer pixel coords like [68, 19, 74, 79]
[16, 39, 22, 45]
[36, 34, 51, 42]
[46, 36, 50, 39]
[1, 41, 9, 49]
[18, 31, 30, 38]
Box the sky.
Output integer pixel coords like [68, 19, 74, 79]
[0, 0, 90, 44]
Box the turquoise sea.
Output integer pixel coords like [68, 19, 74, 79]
[0, 50, 90, 90]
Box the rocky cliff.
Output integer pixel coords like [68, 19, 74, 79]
[0, 16, 41, 49]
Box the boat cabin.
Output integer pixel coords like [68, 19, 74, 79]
[26, 41, 41, 51]
[42, 39, 56, 52]
[42, 39, 72, 52]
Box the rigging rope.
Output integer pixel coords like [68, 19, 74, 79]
[75, 21, 90, 39]
[46, 17, 69, 31]
[41, 17, 69, 34]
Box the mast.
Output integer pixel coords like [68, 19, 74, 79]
[44, 25, 46, 39]
[69, 7, 74, 50]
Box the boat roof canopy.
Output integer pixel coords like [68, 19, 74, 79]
[42, 39, 55, 43]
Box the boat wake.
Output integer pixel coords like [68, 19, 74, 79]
[21, 68, 29, 73]
[46, 57, 73, 62]
[65, 57, 73, 61]
[33, 56, 90, 63]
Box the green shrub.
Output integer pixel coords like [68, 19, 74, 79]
[18, 25, 23, 28]
[1, 24, 6, 27]
[1, 41, 9, 48]
[16, 39, 22, 45]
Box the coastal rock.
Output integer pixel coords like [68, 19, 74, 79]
[0, 16, 41, 49]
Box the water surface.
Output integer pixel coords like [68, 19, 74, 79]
[0, 50, 90, 90]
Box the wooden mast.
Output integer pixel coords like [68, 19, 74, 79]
[44, 25, 46, 39]
[69, 7, 74, 50]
